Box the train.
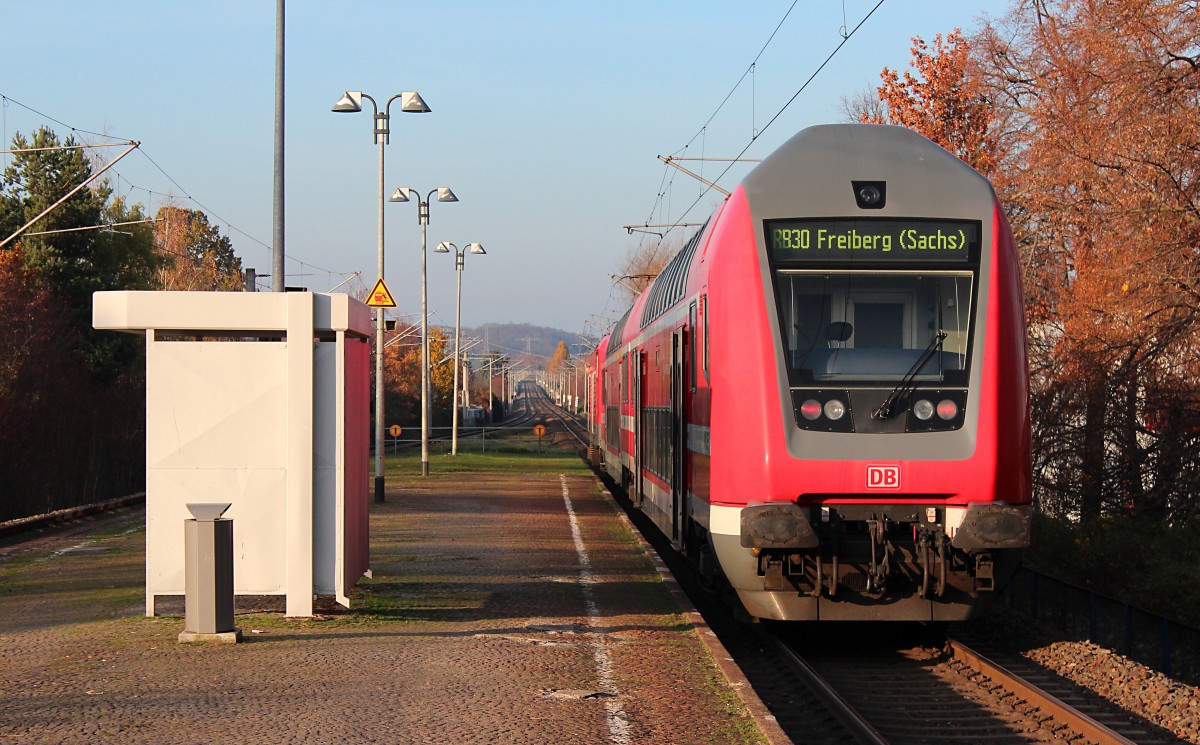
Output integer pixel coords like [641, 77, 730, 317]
[588, 123, 1031, 621]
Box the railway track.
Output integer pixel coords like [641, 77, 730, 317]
[518, 381, 592, 449]
[374, 380, 556, 452]
[590, 440, 1185, 745]
[758, 622, 1179, 745]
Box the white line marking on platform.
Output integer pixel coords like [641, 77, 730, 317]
[561, 474, 631, 745]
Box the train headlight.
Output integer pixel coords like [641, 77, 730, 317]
[792, 390, 855, 432]
[912, 399, 934, 421]
[937, 399, 958, 420]
[823, 399, 846, 421]
[903, 390, 965, 432]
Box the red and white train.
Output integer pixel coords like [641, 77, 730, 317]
[589, 124, 1031, 621]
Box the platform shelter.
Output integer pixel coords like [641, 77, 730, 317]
[93, 290, 371, 617]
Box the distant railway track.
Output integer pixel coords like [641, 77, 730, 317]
[519, 381, 591, 450]
[0, 496, 145, 555]
[375, 381, 549, 452]
[0, 493, 146, 543]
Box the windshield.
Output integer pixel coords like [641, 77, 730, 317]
[776, 270, 974, 385]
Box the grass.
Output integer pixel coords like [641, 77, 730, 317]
[374, 445, 592, 476]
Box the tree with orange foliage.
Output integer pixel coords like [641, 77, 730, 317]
[866, 30, 1002, 178]
[615, 232, 683, 308]
[976, 0, 1200, 524]
[153, 205, 243, 291]
[382, 324, 455, 429]
[862, 7, 1200, 526]
[547, 340, 570, 375]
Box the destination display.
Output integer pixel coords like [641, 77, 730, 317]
[769, 218, 978, 263]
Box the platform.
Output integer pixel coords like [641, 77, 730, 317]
[0, 466, 777, 744]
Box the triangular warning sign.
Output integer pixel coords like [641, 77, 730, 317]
[366, 277, 397, 308]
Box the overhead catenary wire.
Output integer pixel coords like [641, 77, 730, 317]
[0, 94, 135, 143]
[627, 0, 870, 287]
[657, 0, 888, 234]
[0, 140, 140, 250]
[672, 0, 802, 160]
[0, 92, 353, 289]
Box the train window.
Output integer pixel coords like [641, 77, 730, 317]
[849, 292, 914, 348]
[689, 302, 697, 393]
[776, 270, 973, 385]
[620, 355, 628, 404]
[701, 293, 709, 382]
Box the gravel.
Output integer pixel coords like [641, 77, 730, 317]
[974, 610, 1200, 745]
[1023, 637, 1200, 744]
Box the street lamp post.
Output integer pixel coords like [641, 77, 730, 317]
[435, 241, 486, 455]
[332, 89, 431, 503]
[390, 186, 458, 476]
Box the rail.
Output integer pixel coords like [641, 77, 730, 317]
[947, 639, 1140, 745]
[765, 624, 1148, 745]
[756, 626, 889, 745]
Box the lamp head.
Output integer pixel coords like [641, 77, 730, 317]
[435, 241, 453, 254]
[400, 91, 431, 113]
[435, 187, 459, 203]
[331, 91, 363, 113]
[468, 243, 486, 255]
[389, 187, 413, 203]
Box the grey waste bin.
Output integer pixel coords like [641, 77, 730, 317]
[179, 503, 240, 643]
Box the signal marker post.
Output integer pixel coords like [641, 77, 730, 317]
[534, 424, 546, 453]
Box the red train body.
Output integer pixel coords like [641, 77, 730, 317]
[589, 124, 1031, 621]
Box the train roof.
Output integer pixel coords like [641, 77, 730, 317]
[741, 123, 995, 220]
[639, 219, 707, 330]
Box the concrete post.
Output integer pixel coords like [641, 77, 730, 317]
[179, 503, 241, 644]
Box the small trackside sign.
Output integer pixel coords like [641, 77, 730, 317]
[866, 464, 901, 490]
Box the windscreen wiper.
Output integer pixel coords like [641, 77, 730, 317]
[872, 331, 947, 420]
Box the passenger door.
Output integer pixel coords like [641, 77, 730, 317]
[671, 329, 687, 549]
[632, 350, 644, 506]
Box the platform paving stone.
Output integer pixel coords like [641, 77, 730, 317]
[0, 468, 767, 744]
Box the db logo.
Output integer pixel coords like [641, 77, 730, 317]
[866, 464, 901, 490]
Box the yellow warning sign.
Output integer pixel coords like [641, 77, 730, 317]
[366, 278, 397, 308]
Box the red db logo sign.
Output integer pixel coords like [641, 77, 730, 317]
[866, 464, 901, 490]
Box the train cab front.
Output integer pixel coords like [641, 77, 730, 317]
[706, 125, 1033, 622]
[713, 210, 1033, 621]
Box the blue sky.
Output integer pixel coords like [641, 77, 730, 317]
[3, 1, 1010, 334]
